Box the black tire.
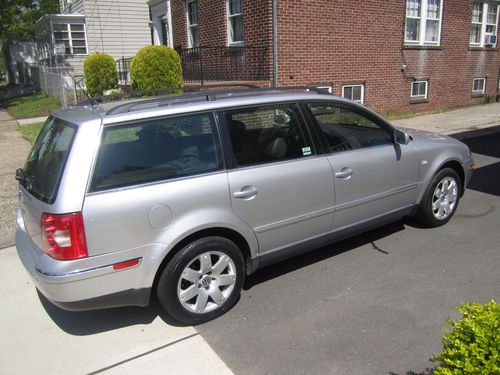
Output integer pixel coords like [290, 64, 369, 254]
[416, 167, 461, 227]
[156, 236, 245, 325]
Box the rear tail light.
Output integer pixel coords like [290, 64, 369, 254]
[41, 212, 88, 260]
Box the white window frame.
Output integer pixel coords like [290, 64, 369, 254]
[186, 0, 199, 48]
[227, 0, 244, 46]
[472, 77, 486, 94]
[314, 85, 332, 94]
[53, 23, 88, 56]
[405, 0, 444, 46]
[411, 80, 428, 99]
[470, 2, 499, 47]
[342, 84, 364, 104]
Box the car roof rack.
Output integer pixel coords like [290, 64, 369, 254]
[79, 84, 332, 116]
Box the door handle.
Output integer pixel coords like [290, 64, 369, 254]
[233, 186, 259, 199]
[335, 167, 353, 179]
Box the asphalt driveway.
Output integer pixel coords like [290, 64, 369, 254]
[1, 109, 499, 374]
[195, 130, 500, 375]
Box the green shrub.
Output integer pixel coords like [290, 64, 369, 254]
[130, 45, 183, 91]
[483, 95, 493, 105]
[431, 300, 499, 375]
[83, 53, 118, 96]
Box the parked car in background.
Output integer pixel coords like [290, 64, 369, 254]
[15, 87, 474, 325]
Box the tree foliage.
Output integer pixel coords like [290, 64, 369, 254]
[0, 0, 59, 42]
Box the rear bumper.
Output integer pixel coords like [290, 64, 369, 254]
[15, 211, 158, 311]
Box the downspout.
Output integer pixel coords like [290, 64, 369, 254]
[272, 0, 277, 87]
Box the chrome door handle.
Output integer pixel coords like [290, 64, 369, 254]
[335, 167, 353, 179]
[233, 186, 259, 199]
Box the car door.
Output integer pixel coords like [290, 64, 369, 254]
[305, 101, 420, 229]
[221, 103, 335, 254]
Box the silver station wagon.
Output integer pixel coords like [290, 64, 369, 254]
[15, 87, 474, 325]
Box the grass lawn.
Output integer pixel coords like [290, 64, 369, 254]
[19, 122, 44, 144]
[0, 92, 60, 119]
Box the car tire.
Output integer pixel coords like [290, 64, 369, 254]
[156, 236, 245, 325]
[416, 167, 461, 227]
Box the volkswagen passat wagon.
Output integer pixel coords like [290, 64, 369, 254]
[15, 88, 474, 325]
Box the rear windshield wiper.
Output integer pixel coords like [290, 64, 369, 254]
[15, 168, 27, 183]
[15, 168, 33, 191]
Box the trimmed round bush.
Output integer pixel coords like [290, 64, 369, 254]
[83, 53, 118, 96]
[130, 45, 183, 91]
[431, 300, 499, 375]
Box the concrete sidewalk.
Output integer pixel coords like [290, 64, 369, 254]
[0, 109, 32, 249]
[391, 101, 500, 135]
[0, 246, 233, 374]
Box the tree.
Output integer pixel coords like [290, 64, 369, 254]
[0, 0, 59, 42]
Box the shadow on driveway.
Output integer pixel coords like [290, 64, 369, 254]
[454, 127, 500, 197]
[244, 220, 407, 290]
[37, 220, 408, 335]
[37, 292, 185, 335]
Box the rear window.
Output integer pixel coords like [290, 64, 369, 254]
[90, 112, 222, 192]
[23, 117, 76, 204]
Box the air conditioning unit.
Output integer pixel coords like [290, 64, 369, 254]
[485, 34, 497, 46]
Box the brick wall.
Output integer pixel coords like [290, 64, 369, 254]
[170, 0, 272, 82]
[276, 0, 500, 114]
[169, 0, 500, 113]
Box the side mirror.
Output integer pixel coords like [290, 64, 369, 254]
[394, 129, 411, 145]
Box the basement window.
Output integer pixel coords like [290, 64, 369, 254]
[405, 0, 443, 46]
[411, 81, 428, 99]
[472, 78, 486, 94]
[342, 85, 364, 104]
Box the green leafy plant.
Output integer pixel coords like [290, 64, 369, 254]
[83, 53, 118, 96]
[130, 45, 183, 91]
[483, 95, 493, 105]
[431, 300, 499, 375]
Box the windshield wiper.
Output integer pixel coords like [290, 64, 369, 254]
[15, 168, 27, 183]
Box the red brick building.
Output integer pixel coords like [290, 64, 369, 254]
[155, 0, 500, 114]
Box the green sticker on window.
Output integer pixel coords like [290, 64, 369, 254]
[302, 146, 312, 156]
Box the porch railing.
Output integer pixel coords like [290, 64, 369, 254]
[115, 45, 269, 86]
[176, 45, 270, 84]
[116, 57, 133, 85]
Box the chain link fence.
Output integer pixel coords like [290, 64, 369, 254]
[36, 67, 85, 108]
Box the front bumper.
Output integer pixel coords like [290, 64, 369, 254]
[15, 211, 158, 311]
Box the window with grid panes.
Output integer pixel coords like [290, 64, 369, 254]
[53, 23, 87, 55]
[187, 1, 200, 48]
[228, 0, 244, 44]
[470, 2, 498, 47]
[405, 0, 443, 45]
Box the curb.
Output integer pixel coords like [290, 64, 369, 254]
[17, 116, 48, 126]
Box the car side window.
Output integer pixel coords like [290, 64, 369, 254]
[90, 113, 222, 192]
[224, 103, 314, 167]
[307, 102, 393, 153]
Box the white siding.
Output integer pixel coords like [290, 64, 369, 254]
[84, 0, 151, 60]
[60, 0, 85, 15]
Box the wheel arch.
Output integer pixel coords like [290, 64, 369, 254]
[151, 227, 254, 299]
[438, 160, 465, 196]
